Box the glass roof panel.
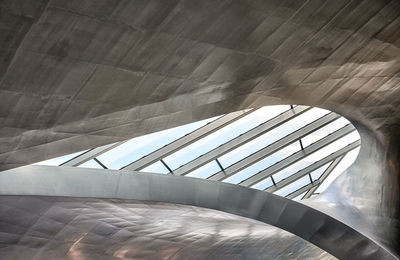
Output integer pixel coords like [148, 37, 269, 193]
[293, 191, 308, 201]
[310, 162, 331, 181]
[273, 175, 310, 197]
[301, 117, 350, 147]
[186, 161, 220, 179]
[164, 105, 291, 170]
[78, 159, 104, 169]
[252, 177, 274, 191]
[218, 108, 330, 168]
[33, 150, 87, 166]
[222, 142, 301, 184]
[140, 161, 170, 174]
[316, 147, 360, 193]
[97, 116, 220, 169]
[31, 105, 360, 201]
[272, 131, 360, 183]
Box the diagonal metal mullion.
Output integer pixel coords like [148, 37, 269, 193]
[121, 109, 255, 171]
[173, 106, 311, 176]
[265, 140, 360, 193]
[303, 156, 344, 199]
[285, 157, 343, 200]
[209, 112, 340, 181]
[93, 158, 108, 169]
[286, 182, 316, 200]
[61, 141, 125, 166]
[237, 124, 355, 187]
[160, 159, 173, 174]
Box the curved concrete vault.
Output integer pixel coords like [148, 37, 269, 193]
[0, 0, 399, 259]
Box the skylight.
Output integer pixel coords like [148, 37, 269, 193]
[33, 105, 361, 201]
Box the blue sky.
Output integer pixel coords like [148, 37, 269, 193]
[34, 105, 360, 200]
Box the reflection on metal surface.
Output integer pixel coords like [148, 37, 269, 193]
[1, 1, 400, 258]
[0, 165, 395, 259]
[305, 125, 400, 258]
[0, 196, 336, 260]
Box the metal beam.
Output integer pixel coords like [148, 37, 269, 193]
[215, 158, 226, 175]
[265, 140, 360, 193]
[235, 124, 355, 187]
[61, 142, 125, 166]
[303, 156, 344, 199]
[285, 157, 344, 200]
[122, 109, 255, 171]
[161, 159, 173, 174]
[173, 106, 311, 176]
[286, 183, 315, 200]
[209, 112, 340, 181]
[94, 158, 108, 169]
[0, 165, 393, 259]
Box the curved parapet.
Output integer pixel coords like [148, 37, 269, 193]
[0, 164, 396, 259]
[0, 196, 337, 259]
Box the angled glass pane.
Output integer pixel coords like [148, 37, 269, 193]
[78, 159, 104, 169]
[316, 147, 360, 193]
[252, 177, 274, 191]
[30, 104, 361, 201]
[163, 105, 291, 169]
[218, 107, 330, 168]
[97, 116, 220, 169]
[310, 162, 331, 181]
[272, 131, 360, 183]
[273, 175, 310, 197]
[222, 142, 301, 184]
[186, 161, 220, 179]
[301, 117, 350, 147]
[293, 191, 308, 201]
[140, 161, 170, 174]
[33, 150, 88, 166]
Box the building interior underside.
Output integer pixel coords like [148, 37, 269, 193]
[0, 0, 399, 259]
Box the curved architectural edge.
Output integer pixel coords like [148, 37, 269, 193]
[312, 123, 400, 255]
[0, 195, 337, 259]
[0, 165, 395, 260]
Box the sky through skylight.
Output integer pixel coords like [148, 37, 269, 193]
[33, 105, 361, 201]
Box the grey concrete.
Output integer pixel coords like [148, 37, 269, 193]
[0, 165, 393, 259]
[0, 0, 399, 259]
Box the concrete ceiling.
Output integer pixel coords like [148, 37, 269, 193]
[0, 0, 399, 170]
